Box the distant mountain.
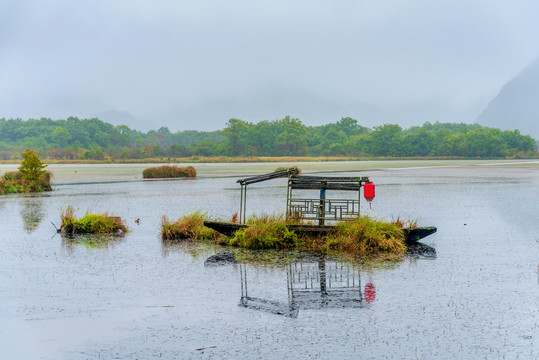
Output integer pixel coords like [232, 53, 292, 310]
[477, 58, 539, 140]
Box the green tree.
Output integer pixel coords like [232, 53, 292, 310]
[18, 148, 47, 181]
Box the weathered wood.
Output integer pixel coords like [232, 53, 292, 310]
[203, 221, 437, 243]
[290, 183, 363, 191]
[237, 168, 299, 185]
[290, 175, 370, 183]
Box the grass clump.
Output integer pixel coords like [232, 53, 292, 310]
[230, 215, 406, 256]
[325, 217, 406, 256]
[229, 215, 297, 250]
[161, 211, 221, 240]
[274, 165, 302, 174]
[0, 170, 52, 195]
[142, 165, 196, 179]
[60, 206, 128, 234]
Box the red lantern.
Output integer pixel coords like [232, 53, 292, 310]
[364, 182, 375, 202]
[364, 283, 376, 303]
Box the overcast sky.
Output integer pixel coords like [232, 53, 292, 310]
[1, 0, 538, 132]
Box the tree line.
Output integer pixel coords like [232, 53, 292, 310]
[0, 116, 536, 160]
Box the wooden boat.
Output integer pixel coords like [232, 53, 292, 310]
[203, 221, 436, 243]
[205, 168, 437, 244]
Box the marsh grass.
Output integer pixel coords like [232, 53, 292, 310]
[324, 217, 406, 256]
[161, 211, 409, 256]
[161, 211, 221, 240]
[229, 215, 298, 250]
[60, 206, 128, 234]
[0, 170, 52, 195]
[227, 214, 406, 256]
[142, 165, 196, 179]
[392, 216, 418, 229]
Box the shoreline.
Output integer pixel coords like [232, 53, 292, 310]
[0, 155, 537, 165]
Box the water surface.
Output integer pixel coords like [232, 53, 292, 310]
[0, 160, 537, 359]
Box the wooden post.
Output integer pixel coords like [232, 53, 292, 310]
[319, 182, 326, 226]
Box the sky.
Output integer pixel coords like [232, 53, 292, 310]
[1, 0, 538, 132]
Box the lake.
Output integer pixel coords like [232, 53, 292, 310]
[0, 160, 538, 359]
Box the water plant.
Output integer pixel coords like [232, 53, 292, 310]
[60, 206, 128, 234]
[218, 213, 405, 256]
[324, 217, 406, 256]
[142, 165, 196, 179]
[161, 211, 221, 240]
[229, 215, 298, 250]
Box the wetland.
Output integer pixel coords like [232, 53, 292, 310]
[0, 160, 537, 359]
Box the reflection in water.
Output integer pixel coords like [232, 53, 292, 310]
[20, 196, 44, 233]
[406, 242, 437, 260]
[61, 234, 125, 252]
[238, 244, 437, 318]
[240, 255, 367, 318]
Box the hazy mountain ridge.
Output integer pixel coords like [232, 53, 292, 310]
[477, 58, 539, 139]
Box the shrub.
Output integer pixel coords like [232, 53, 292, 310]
[0, 170, 52, 195]
[19, 148, 47, 181]
[142, 165, 196, 179]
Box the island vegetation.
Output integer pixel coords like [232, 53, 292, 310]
[60, 206, 128, 234]
[0, 148, 52, 194]
[142, 165, 196, 179]
[160, 212, 407, 257]
[0, 116, 536, 161]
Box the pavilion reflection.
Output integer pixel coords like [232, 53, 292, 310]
[239, 255, 370, 318]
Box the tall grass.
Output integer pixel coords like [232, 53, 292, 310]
[229, 214, 406, 256]
[142, 165, 196, 179]
[162, 211, 408, 256]
[60, 206, 128, 234]
[325, 217, 406, 256]
[161, 211, 221, 240]
[0, 170, 52, 195]
[229, 215, 298, 250]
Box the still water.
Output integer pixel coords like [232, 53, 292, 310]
[0, 161, 537, 359]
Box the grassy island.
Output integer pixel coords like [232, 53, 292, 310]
[160, 213, 407, 257]
[61, 206, 128, 234]
[0, 149, 52, 195]
[142, 165, 196, 179]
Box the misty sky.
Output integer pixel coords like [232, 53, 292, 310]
[1, 0, 538, 132]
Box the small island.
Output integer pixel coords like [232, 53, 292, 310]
[60, 206, 128, 235]
[0, 148, 52, 195]
[142, 165, 196, 179]
[161, 212, 408, 257]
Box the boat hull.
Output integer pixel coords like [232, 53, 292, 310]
[203, 221, 436, 242]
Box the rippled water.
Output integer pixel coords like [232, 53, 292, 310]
[0, 161, 537, 359]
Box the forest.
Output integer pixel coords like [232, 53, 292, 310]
[0, 116, 536, 160]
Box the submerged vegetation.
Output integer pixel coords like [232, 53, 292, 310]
[60, 206, 128, 234]
[161, 212, 408, 257]
[0, 148, 52, 195]
[142, 165, 196, 179]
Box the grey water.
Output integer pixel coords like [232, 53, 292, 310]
[0, 162, 538, 359]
